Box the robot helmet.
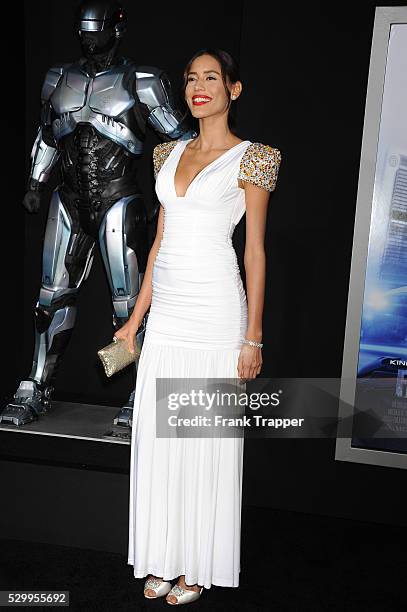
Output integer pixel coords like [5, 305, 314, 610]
[75, 0, 127, 40]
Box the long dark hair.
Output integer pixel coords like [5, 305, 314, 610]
[181, 48, 241, 133]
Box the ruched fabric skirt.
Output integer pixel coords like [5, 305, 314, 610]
[127, 236, 247, 589]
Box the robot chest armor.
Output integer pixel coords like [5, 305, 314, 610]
[50, 66, 143, 155]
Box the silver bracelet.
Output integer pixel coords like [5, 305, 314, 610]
[242, 338, 263, 348]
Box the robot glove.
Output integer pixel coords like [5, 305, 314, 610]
[22, 179, 45, 213]
[22, 191, 41, 214]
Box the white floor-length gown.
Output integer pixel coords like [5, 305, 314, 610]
[127, 137, 281, 590]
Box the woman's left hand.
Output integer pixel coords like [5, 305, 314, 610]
[237, 344, 262, 381]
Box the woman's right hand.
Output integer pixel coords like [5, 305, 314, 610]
[113, 318, 141, 354]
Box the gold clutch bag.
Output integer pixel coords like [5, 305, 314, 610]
[97, 337, 141, 377]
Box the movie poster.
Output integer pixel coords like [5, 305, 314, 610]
[342, 19, 407, 460]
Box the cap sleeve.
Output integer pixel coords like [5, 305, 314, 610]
[238, 142, 282, 192]
[153, 141, 178, 179]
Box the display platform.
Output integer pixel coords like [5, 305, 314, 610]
[0, 401, 132, 551]
[0, 401, 131, 444]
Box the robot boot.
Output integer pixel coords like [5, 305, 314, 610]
[1, 301, 77, 426]
[2, 381, 53, 427]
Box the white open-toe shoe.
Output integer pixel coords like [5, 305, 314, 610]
[166, 584, 203, 605]
[144, 576, 172, 599]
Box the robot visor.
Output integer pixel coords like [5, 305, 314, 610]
[79, 19, 106, 32]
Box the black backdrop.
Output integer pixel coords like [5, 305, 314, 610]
[20, 0, 368, 406]
[1, 1, 407, 554]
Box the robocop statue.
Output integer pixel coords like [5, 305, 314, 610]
[0, 0, 193, 429]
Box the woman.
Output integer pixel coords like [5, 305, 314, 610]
[116, 48, 281, 605]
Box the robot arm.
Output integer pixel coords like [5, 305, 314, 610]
[28, 67, 64, 187]
[24, 67, 64, 213]
[135, 67, 196, 141]
[29, 124, 60, 188]
[29, 67, 63, 186]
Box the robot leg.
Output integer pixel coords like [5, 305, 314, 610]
[98, 194, 148, 428]
[1, 189, 95, 426]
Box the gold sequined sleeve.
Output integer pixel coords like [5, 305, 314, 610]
[238, 142, 282, 192]
[153, 141, 178, 179]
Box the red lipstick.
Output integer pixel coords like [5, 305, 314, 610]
[192, 95, 212, 106]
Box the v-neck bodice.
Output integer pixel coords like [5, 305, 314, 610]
[172, 139, 251, 199]
[154, 138, 252, 244]
[147, 137, 253, 352]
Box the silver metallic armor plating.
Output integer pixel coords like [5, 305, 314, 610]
[1, 1, 193, 428]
